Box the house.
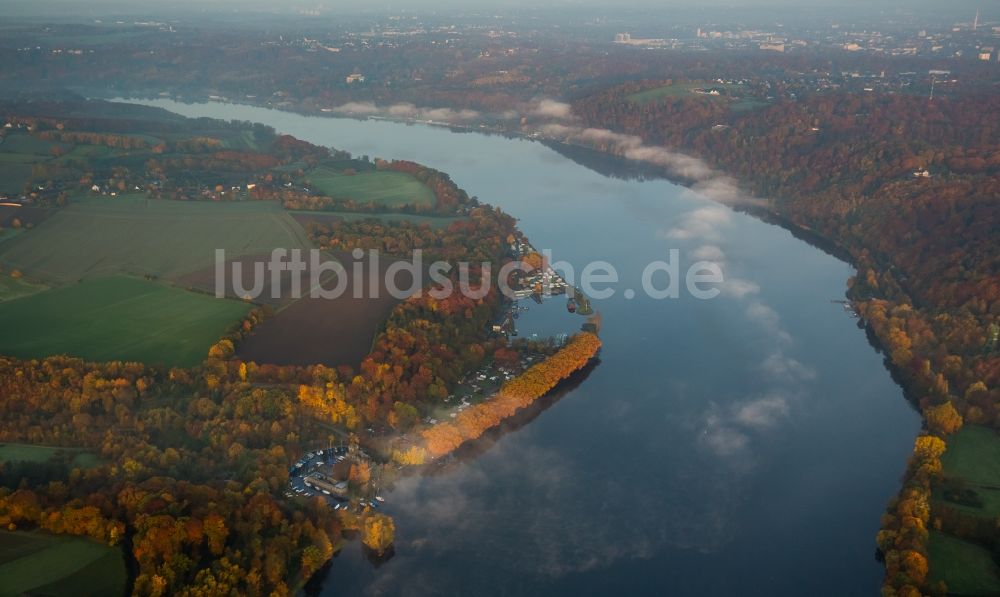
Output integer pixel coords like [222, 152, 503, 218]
[304, 473, 349, 497]
[346, 73, 365, 84]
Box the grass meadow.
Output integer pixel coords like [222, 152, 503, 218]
[306, 168, 435, 209]
[0, 530, 127, 597]
[0, 195, 313, 284]
[0, 276, 250, 367]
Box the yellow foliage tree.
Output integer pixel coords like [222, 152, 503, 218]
[391, 446, 427, 465]
[349, 461, 371, 487]
[925, 401, 963, 436]
[207, 339, 235, 360]
[912, 435, 946, 460]
[361, 513, 395, 555]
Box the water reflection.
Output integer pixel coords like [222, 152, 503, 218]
[425, 358, 600, 474]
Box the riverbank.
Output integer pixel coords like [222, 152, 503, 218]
[390, 332, 602, 464]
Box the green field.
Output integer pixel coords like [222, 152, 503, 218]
[219, 128, 264, 151]
[626, 82, 768, 113]
[0, 530, 127, 597]
[0, 134, 65, 194]
[928, 530, 1000, 595]
[0, 133, 66, 156]
[626, 82, 713, 103]
[934, 482, 1000, 521]
[305, 168, 436, 209]
[941, 426, 1000, 486]
[0, 275, 251, 367]
[730, 98, 771, 113]
[0, 273, 48, 302]
[0, 228, 23, 243]
[929, 426, 1000, 595]
[934, 425, 1000, 520]
[0, 443, 101, 469]
[55, 144, 115, 164]
[0, 195, 313, 284]
[0, 160, 34, 195]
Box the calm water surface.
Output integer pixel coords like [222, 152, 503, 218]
[132, 99, 920, 596]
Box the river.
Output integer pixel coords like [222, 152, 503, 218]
[127, 99, 920, 596]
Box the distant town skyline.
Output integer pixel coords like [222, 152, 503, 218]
[0, 0, 994, 16]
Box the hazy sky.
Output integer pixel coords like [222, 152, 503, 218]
[1, 0, 979, 12]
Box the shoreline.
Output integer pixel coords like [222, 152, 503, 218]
[104, 92, 866, 280]
[388, 331, 602, 466]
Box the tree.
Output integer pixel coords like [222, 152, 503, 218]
[361, 513, 395, 556]
[208, 339, 235, 360]
[348, 461, 371, 487]
[913, 435, 946, 461]
[900, 550, 928, 585]
[926, 402, 963, 436]
[203, 513, 228, 557]
[300, 545, 325, 578]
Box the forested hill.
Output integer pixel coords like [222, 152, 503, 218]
[573, 84, 1000, 595]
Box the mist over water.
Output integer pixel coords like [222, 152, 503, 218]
[133, 99, 920, 596]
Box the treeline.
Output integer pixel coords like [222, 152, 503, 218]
[417, 332, 601, 459]
[303, 207, 512, 263]
[877, 435, 945, 594]
[37, 129, 151, 150]
[278, 190, 445, 215]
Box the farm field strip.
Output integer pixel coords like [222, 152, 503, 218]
[0, 275, 251, 367]
[0, 530, 126, 597]
[0, 196, 313, 284]
[306, 168, 436, 208]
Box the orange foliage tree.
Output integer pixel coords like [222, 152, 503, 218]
[420, 333, 601, 458]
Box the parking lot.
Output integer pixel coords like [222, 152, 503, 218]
[286, 445, 385, 512]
